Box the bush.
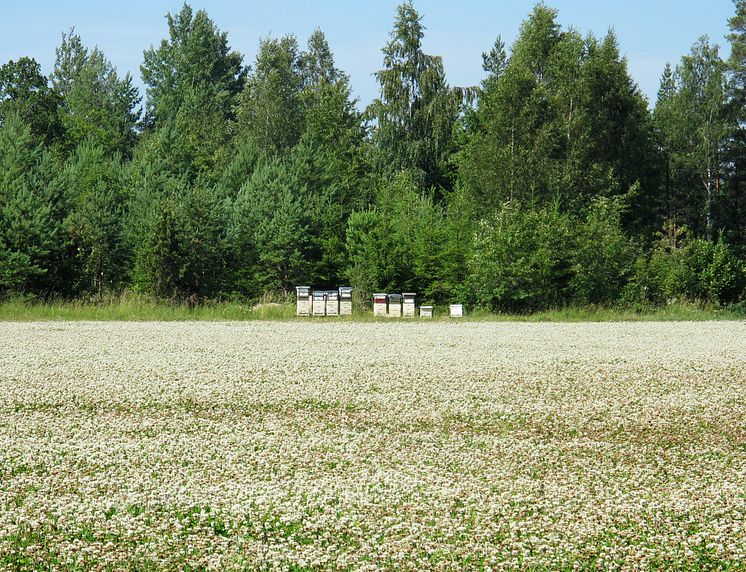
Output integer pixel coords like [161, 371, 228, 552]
[344, 171, 451, 305]
[570, 197, 637, 305]
[466, 205, 574, 312]
[704, 240, 746, 304]
[624, 231, 746, 307]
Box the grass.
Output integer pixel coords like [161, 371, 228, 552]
[0, 296, 293, 322]
[0, 296, 742, 322]
[477, 303, 745, 322]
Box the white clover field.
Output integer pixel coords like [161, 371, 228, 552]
[1, 320, 745, 571]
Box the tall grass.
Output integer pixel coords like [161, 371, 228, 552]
[0, 296, 265, 322]
[0, 295, 742, 322]
[495, 303, 743, 322]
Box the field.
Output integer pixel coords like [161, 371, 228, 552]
[1, 321, 745, 571]
[0, 298, 744, 323]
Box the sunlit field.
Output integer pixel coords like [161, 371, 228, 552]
[1, 321, 745, 570]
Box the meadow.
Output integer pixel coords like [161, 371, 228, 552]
[1, 320, 745, 570]
[0, 297, 742, 323]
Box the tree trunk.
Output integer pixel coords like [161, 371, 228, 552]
[665, 153, 671, 220]
[510, 120, 515, 201]
[706, 165, 713, 242]
[97, 246, 104, 303]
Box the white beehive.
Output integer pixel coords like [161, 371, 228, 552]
[449, 303, 463, 318]
[373, 293, 387, 317]
[388, 294, 402, 318]
[402, 293, 416, 317]
[339, 287, 353, 316]
[312, 290, 327, 316]
[295, 286, 310, 316]
[420, 305, 433, 318]
[326, 290, 339, 316]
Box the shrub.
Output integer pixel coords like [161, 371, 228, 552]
[624, 230, 746, 306]
[570, 197, 637, 305]
[466, 205, 574, 312]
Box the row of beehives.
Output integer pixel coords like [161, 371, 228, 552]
[295, 286, 353, 316]
[372, 294, 463, 318]
[372, 293, 419, 317]
[295, 286, 464, 318]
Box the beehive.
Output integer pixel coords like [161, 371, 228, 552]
[420, 305, 433, 318]
[295, 286, 310, 316]
[326, 290, 339, 316]
[402, 293, 416, 317]
[373, 293, 387, 317]
[312, 290, 327, 316]
[449, 303, 463, 318]
[388, 294, 402, 318]
[339, 287, 353, 315]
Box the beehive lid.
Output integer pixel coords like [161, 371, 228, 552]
[339, 286, 353, 297]
[326, 290, 339, 299]
[388, 293, 402, 300]
[296, 286, 310, 294]
[420, 305, 433, 309]
[402, 292, 416, 300]
[313, 290, 327, 298]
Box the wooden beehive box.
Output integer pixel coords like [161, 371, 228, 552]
[373, 293, 387, 317]
[402, 293, 416, 317]
[388, 294, 402, 318]
[295, 286, 310, 316]
[449, 303, 463, 318]
[420, 305, 433, 318]
[339, 287, 353, 315]
[325, 290, 339, 316]
[312, 290, 327, 316]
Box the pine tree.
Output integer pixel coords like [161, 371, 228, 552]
[52, 30, 140, 157]
[344, 171, 450, 302]
[461, 5, 655, 224]
[135, 198, 181, 298]
[231, 158, 309, 294]
[217, 136, 262, 200]
[62, 143, 126, 298]
[656, 38, 729, 241]
[481, 36, 508, 90]
[0, 113, 68, 295]
[293, 30, 368, 285]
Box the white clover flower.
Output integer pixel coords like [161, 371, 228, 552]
[0, 320, 744, 569]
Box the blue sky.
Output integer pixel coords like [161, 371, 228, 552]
[0, 1, 736, 110]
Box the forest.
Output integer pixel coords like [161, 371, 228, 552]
[1, 1, 745, 312]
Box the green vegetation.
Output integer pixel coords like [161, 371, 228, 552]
[0, 296, 741, 322]
[2, 321, 745, 569]
[1, 2, 745, 314]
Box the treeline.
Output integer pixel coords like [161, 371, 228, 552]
[1, 2, 745, 311]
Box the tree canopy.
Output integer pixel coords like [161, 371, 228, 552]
[0, 2, 744, 311]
